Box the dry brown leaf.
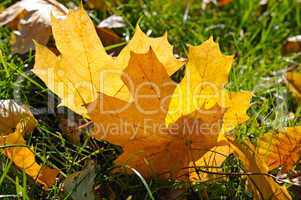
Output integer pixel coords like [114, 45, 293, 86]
[282, 35, 301, 55]
[0, 100, 59, 188]
[63, 160, 96, 200]
[257, 126, 301, 172]
[0, 0, 67, 54]
[285, 71, 301, 101]
[96, 15, 125, 49]
[227, 137, 292, 200]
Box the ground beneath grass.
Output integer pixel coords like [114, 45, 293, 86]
[1, 0, 301, 199]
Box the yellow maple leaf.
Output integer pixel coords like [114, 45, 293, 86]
[0, 100, 59, 188]
[32, 6, 183, 116]
[33, 6, 251, 180]
[166, 37, 234, 125]
[87, 40, 251, 179]
[285, 71, 301, 101]
[257, 126, 301, 172]
[227, 137, 292, 200]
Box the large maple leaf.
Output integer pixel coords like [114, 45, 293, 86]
[87, 39, 252, 179]
[33, 6, 252, 180]
[32, 6, 183, 116]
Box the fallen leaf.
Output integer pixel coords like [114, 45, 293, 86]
[32, 6, 184, 116]
[189, 142, 233, 182]
[63, 160, 96, 200]
[87, 39, 251, 179]
[0, 100, 59, 188]
[227, 137, 292, 200]
[285, 71, 301, 101]
[98, 15, 125, 29]
[281, 35, 301, 55]
[96, 15, 125, 49]
[0, 0, 67, 54]
[257, 126, 301, 172]
[202, 0, 233, 9]
[33, 6, 251, 179]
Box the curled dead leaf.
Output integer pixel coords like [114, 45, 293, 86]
[0, 0, 67, 54]
[63, 160, 96, 200]
[0, 100, 59, 188]
[282, 35, 301, 55]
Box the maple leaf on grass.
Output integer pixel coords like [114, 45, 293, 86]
[0, 100, 59, 188]
[87, 39, 252, 179]
[227, 137, 292, 200]
[32, 6, 184, 117]
[33, 6, 251, 180]
[257, 126, 301, 172]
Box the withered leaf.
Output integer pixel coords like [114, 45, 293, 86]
[0, 100, 59, 188]
[63, 161, 96, 200]
[0, 0, 67, 54]
[282, 35, 301, 55]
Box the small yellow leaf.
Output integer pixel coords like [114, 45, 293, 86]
[0, 100, 59, 188]
[285, 71, 301, 101]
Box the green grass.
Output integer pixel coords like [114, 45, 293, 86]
[1, 0, 301, 199]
